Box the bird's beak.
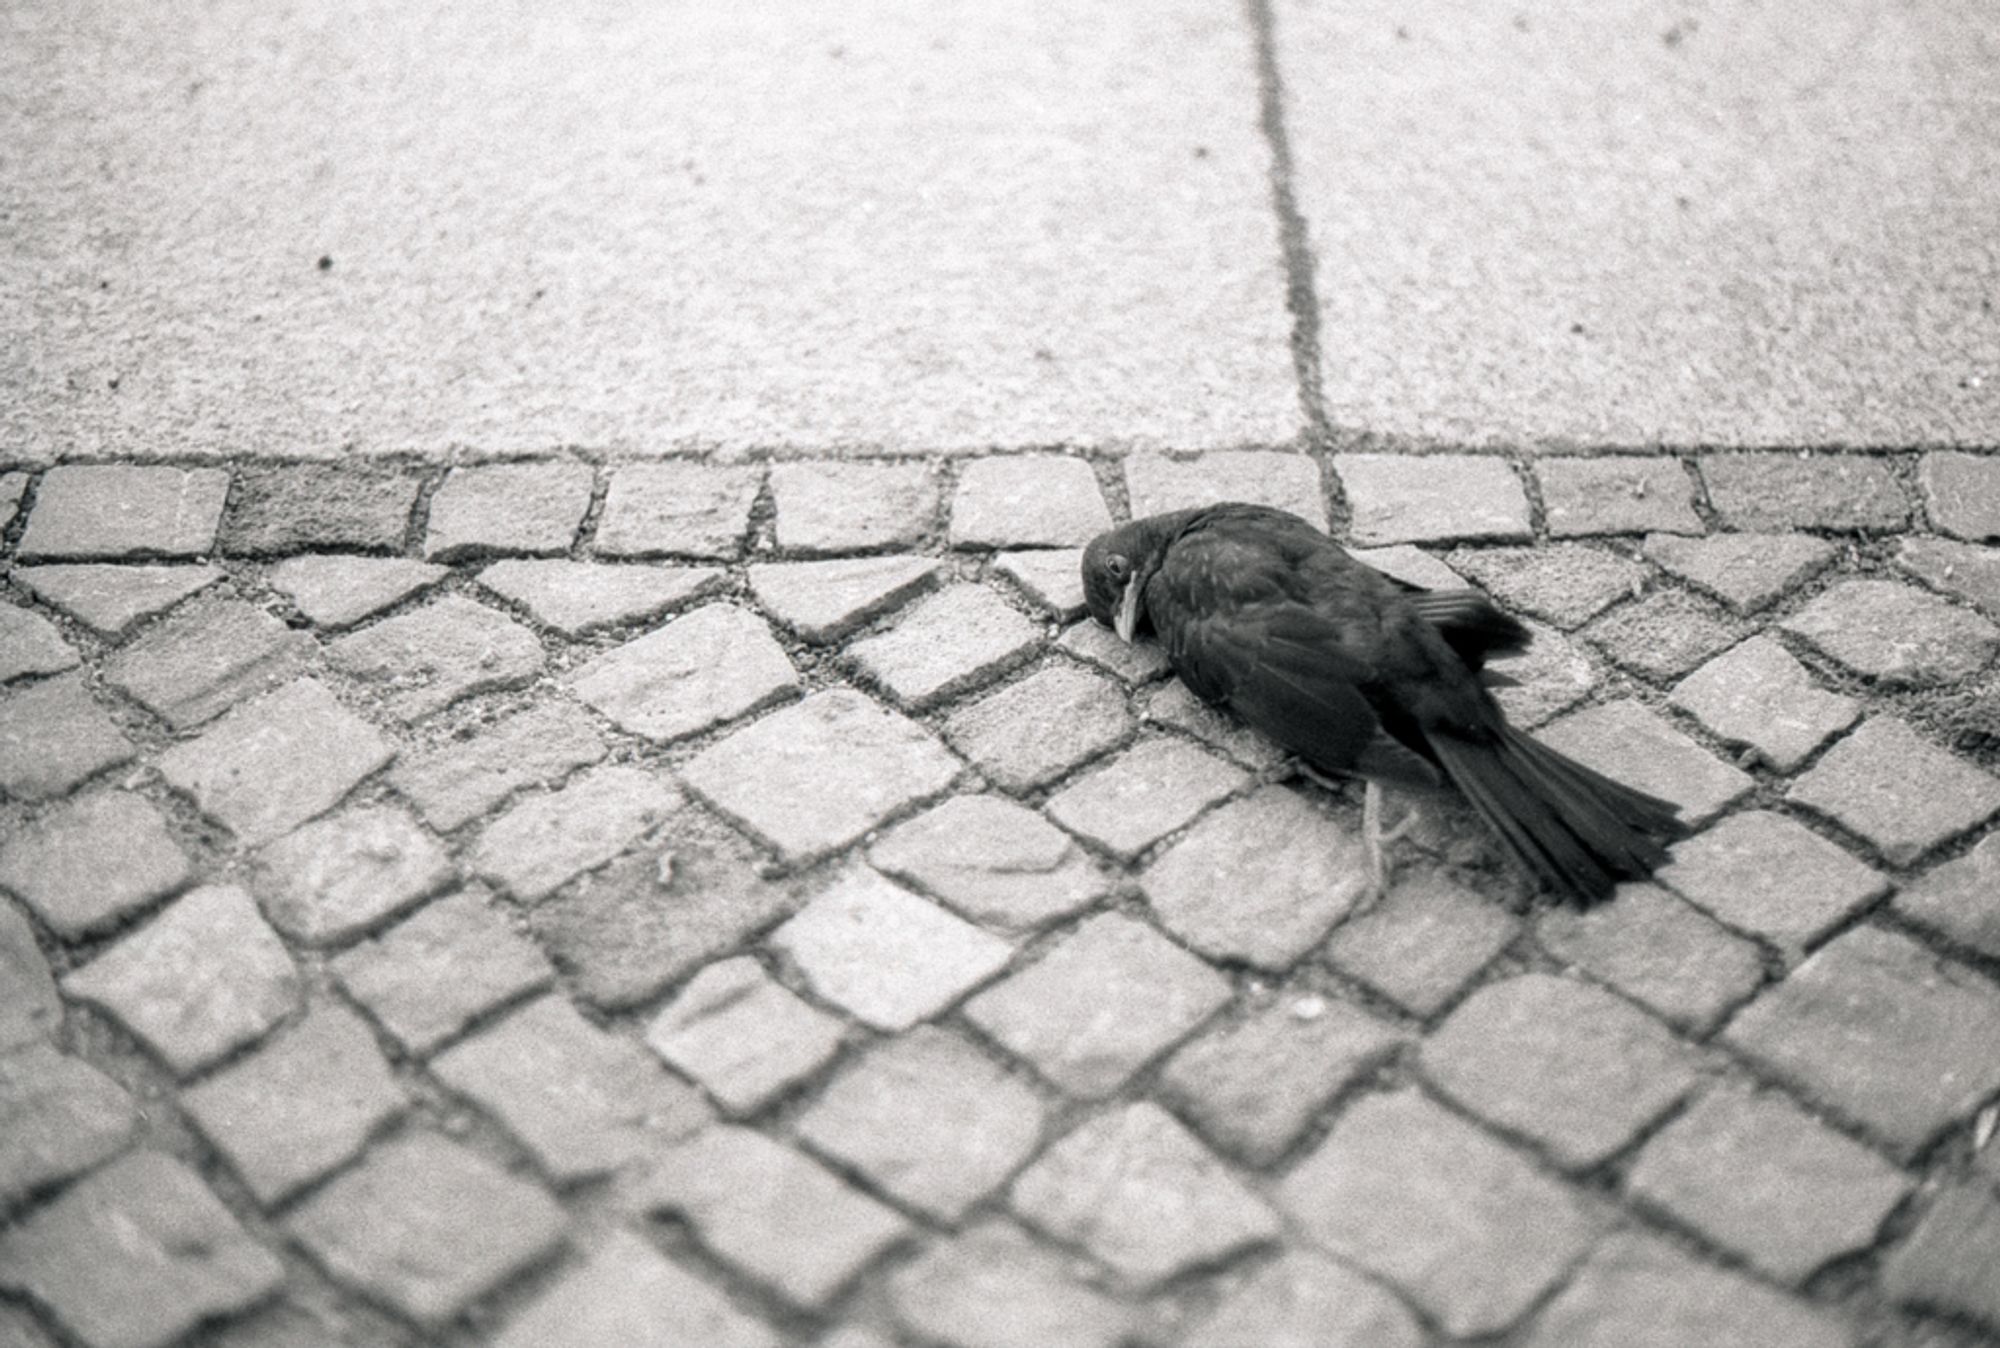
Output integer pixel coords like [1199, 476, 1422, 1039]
[1113, 576, 1141, 644]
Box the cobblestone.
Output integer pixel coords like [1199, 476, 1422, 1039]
[889, 1220, 1139, 1348]
[0, 906, 59, 1049]
[1626, 1081, 1909, 1283]
[949, 455, 1111, 548]
[327, 596, 545, 722]
[1160, 992, 1403, 1165]
[769, 460, 938, 554]
[1700, 452, 1908, 532]
[103, 594, 314, 729]
[157, 678, 395, 845]
[1580, 589, 1745, 682]
[1056, 619, 1172, 683]
[264, 554, 448, 629]
[12, 563, 223, 637]
[992, 548, 1087, 619]
[0, 790, 191, 939]
[1349, 543, 1465, 592]
[1184, 1248, 1423, 1348]
[747, 554, 941, 644]
[683, 689, 961, 862]
[646, 956, 844, 1116]
[0, 1044, 135, 1209]
[1894, 831, 2000, 960]
[1881, 1182, 2000, 1331]
[1045, 737, 1247, 859]
[770, 867, 1012, 1031]
[1536, 884, 1763, 1033]
[254, 805, 455, 945]
[1447, 544, 1646, 629]
[422, 461, 593, 561]
[389, 701, 607, 832]
[944, 664, 1131, 792]
[1724, 925, 2000, 1155]
[62, 884, 299, 1077]
[1659, 811, 1887, 955]
[1322, 868, 1520, 1018]
[868, 795, 1107, 936]
[331, 886, 553, 1055]
[1536, 456, 1703, 537]
[1142, 786, 1364, 969]
[964, 912, 1230, 1098]
[1538, 699, 1752, 825]
[1139, 680, 1282, 769]
[847, 584, 1043, 709]
[569, 602, 797, 741]
[638, 1125, 909, 1308]
[478, 559, 723, 636]
[1919, 451, 2000, 542]
[1486, 620, 1598, 727]
[593, 462, 761, 559]
[797, 1025, 1046, 1221]
[0, 605, 77, 682]
[17, 465, 230, 561]
[1277, 1089, 1596, 1337]
[492, 1229, 779, 1348]
[1334, 454, 1531, 546]
[470, 763, 678, 902]
[182, 1001, 405, 1205]
[1642, 531, 1837, 613]
[0, 473, 22, 529]
[1124, 451, 1326, 528]
[289, 1131, 567, 1327]
[1782, 578, 1999, 686]
[1786, 716, 2000, 864]
[1898, 535, 2000, 621]
[222, 463, 420, 554]
[0, 671, 133, 800]
[0, 1150, 283, 1348]
[1669, 635, 1860, 772]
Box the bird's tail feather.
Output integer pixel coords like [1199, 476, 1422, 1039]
[1429, 726, 1681, 904]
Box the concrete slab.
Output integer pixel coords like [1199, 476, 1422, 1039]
[1276, 0, 2000, 447]
[1, 0, 1298, 461]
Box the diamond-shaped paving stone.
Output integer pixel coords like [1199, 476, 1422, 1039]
[798, 1026, 1046, 1221]
[1536, 884, 1763, 1033]
[747, 554, 941, 644]
[0, 671, 132, 800]
[290, 1131, 567, 1326]
[1277, 1090, 1596, 1337]
[1351, 543, 1466, 591]
[1143, 786, 1364, 970]
[769, 868, 1012, 1031]
[493, 1229, 780, 1348]
[1580, 589, 1745, 681]
[0, 1150, 282, 1348]
[266, 555, 448, 630]
[1422, 973, 1704, 1169]
[12, 563, 223, 637]
[1785, 579, 2000, 686]
[390, 701, 607, 832]
[332, 887, 553, 1055]
[103, 595, 315, 729]
[1725, 925, 2000, 1155]
[593, 461, 761, 559]
[1786, 716, 2000, 864]
[1642, 532, 1836, 613]
[646, 956, 844, 1115]
[639, 1125, 910, 1309]
[950, 455, 1111, 548]
[1124, 451, 1327, 528]
[1520, 1232, 1853, 1348]
[0, 604, 77, 683]
[945, 664, 1130, 790]
[1322, 868, 1519, 1018]
[471, 764, 679, 902]
[1160, 992, 1403, 1165]
[1537, 456, 1703, 538]
[992, 548, 1087, 619]
[964, 912, 1230, 1098]
[1627, 1081, 1909, 1283]
[0, 790, 191, 939]
[569, 603, 797, 742]
[158, 679, 395, 845]
[479, 559, 723, 636]
[433, 994, 708, 1181]
[62, 885, 299, 1077]
[0, 906, 60, 1049]
[1701, 452, 1907, 533]
[868, 795, 1108, 936]
[1057, 618, 1173, 683]
[848, 584, 1043, 710]
[0, 1044, 136, 1208]
[1882, 1183, 2000, 1331]
[1895, 832, 2000, 961]
[254, 805, 454, 946]
[183, 1001, 405, 1205]
[221, 463, 420, 554]
[1920, 452, 2000, 542]
[1184, 1249, 1424, 1348]
[1011, 1102, 1278, 1288]
[1898, 536, 2000, 622]
[1487, 620, 1598, 728]
[1669, 635, 1859, 772]
[1334, 454, 1531, 546]
[1448, 545, 1646, 629]
[1142, 679, 1288, 769]
[327, 596, 545, 722]
[683, 689, 961, 863]
[17, 465, 230, 561]
[889, 1220, 1139, 1348]
[1659, 811, 1887, 956]
[422, 461, 593, 560]
[1045, 737, 1247, 859]
[1538, 699, 1751, 825]
[769, 460, 938, 554]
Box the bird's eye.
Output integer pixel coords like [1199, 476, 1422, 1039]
[1105, 554, 1131, 582]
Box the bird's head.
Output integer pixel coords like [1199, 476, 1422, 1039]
[1081, 514, 1183, 643]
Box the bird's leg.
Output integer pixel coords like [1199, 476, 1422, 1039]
[1357, 781, 1422, 913]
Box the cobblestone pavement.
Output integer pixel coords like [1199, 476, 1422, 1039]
[6, 3, 2000, 1348]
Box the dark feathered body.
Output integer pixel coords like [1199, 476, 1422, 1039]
[1082, 504, 1680, 904]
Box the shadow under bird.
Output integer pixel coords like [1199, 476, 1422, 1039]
[1081, 503, 1681, 905]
